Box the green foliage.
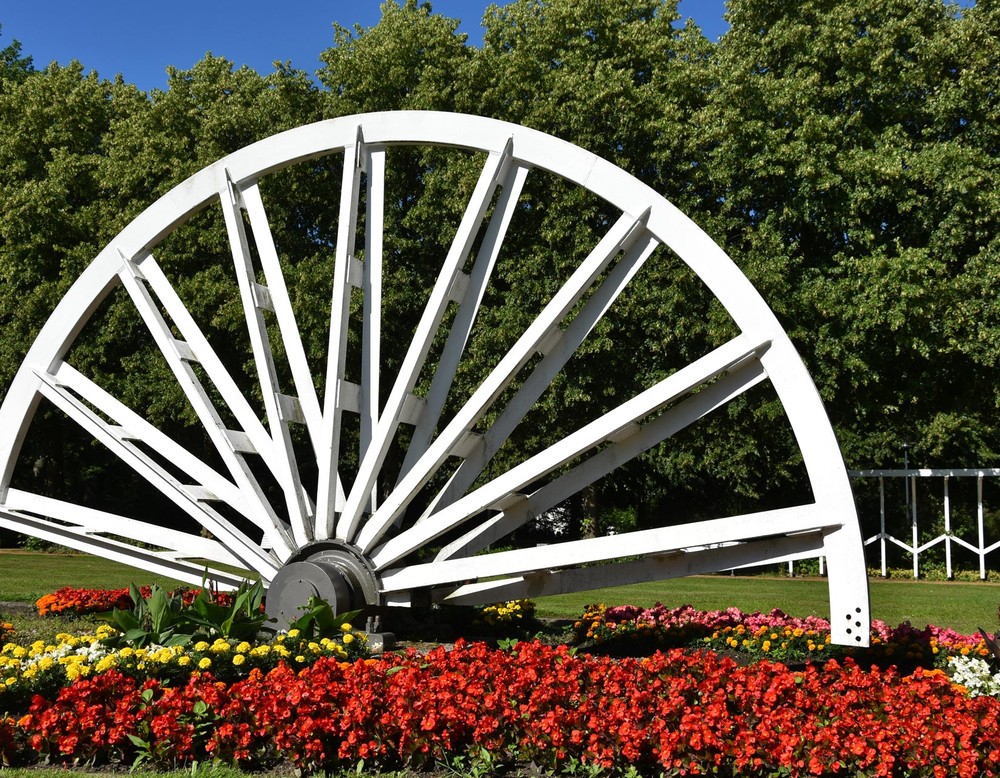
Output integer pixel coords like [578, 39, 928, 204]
[181, 579, 273, 643]
[694, 0, 1000, 473]
[96, 580, 273, 648]
[1, 0, 999, 536]
[285, 596, 360, 640]
[97, 584, 189, 648]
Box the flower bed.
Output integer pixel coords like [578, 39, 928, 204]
[2, 640, 999, 775]
[0, 625, 368, 715]
[576, 603, 990, 667]
[35, 585, 234, 616]
[7, 590, 1000, 775]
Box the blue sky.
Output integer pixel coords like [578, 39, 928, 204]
[0, 1, 728, 93]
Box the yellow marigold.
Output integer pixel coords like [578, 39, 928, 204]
[232, 654, 246, 666]
[343, 633, 354, 645]
[95, 656, 117, 673]
[762, 640, 771, 652]
[287, 629, 301, 639]
[210, 641, 231, 654]
[198, 657, 212, 669]
[235, 642, 252, 654]
[194, 641, 210, 652]
[250, 645, 270, 658]
[295, 655, 306, 663]
[340, 623, 353, 633]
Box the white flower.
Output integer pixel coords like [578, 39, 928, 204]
[949, 655, 1000, 697]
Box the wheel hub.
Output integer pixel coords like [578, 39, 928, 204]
[265, 541, 380, 630]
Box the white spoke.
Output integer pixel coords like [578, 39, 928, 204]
[31, 371, 283, 574]
[0, 500, 252, 589]
[420, 226, 659, 524]
[45, 361, 253, 518]
[241, 183, 324, 453]
[441, 531, 826, 606]
[220, 172, 310, 546]
[360, 147, 385, 509]
[397, 162, 530, 482]
[315, 134, 363, 538]
[357, 207, 650, 551]
[130, 254, 281, 473]
[381, 504, 838, 592]
[371, 334, 769, 568]
[3, 488, 247, 568]
[436, 353, 768, 560]
[336, 137, 516, 541]
[116, 255, 295, 557]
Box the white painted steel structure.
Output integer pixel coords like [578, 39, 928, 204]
[851, 468, 1000, 580]
[0, 112, 870, 645]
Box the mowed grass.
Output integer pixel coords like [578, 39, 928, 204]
[2, 550, 999, 635]
[0, 550, 188, 602]
[535, 575, 1000, 635]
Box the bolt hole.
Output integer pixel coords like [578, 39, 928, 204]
[855, 636, 862, 643]
[846, 627, 852, 634]
[855, 607, 862, 614]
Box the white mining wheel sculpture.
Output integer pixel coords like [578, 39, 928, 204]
[0, 112, 869, 645]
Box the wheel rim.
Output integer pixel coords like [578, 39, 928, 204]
[0, 111, 870, 644]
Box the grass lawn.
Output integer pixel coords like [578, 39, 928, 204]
[2, 550, 999, 635]
[0, 550, 188, 601]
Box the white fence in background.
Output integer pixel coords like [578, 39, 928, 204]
[787, 469, 1000, 579]
[848, 469, 1000, 580]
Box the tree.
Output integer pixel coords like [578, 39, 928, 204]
[0, 25, 33, 86]
[694, 0, 1000, 472]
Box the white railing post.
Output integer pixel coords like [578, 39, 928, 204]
[879, 476, 887, 577]
[911, 474, 919, 579]
[979, 474, 987, 581]
[944, 475, 952, 579]
[850, 468, 1000, 580]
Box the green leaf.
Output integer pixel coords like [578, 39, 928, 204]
[147, 586, 172, 633]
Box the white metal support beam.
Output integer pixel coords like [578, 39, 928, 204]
[220, 171, 311, 547]
[336, 138, 516, 541]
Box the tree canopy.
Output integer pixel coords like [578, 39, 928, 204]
[0, 0, 996, 538]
